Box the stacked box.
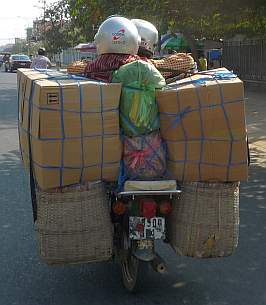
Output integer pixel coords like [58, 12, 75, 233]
[156, 68, 248, 182]
[18, 69, 122, 190]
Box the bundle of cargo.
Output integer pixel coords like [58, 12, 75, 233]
[157, 68, 248, 182]
[35, 182, 113, 265]
[67, 59, 90, 75]
[112, 60, 167, 180]
[18, 69, 122, 190]
[17, 69, 117, 265]
[150, 53, 196, 79]
[123, 131, 166, 180]
[167, 182, 240, 258]
[112, 60, 165, 136]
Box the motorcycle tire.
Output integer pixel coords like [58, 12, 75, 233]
[120, 229, 149, 292]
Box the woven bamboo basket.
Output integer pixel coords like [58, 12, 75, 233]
[35, 182, 113, 265]
[150, 53, 195, 79]
[168, 182, 240, 258]
[66, 60, 89, 75]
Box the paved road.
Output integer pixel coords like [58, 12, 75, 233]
[0, 70, 265, 305]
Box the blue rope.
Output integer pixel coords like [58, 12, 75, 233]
[19, 147, 120, 169]
[163, 106, 191, 132]
[118, 160, 126, 190]
[192, 76, 205, 181]
[78, 82, 85, 184]
[167, 70, 237, 89]
[176, 90, 188, 182]
[20, 144, 246, 170]
[29, 103, 118, 113]
[160, 98, 243, 116]
[168, 159, 246, 167]
[215, 79, 234, 181]
[29, 83, 36, 151]
[19, 122, 119, 140]
[165, 137, 246, 143]
[99, 83, 104, 180]
[57, 82, 66, 188]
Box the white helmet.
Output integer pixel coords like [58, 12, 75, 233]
[94, 16, 139, 55]
[131, 19, 158, 54]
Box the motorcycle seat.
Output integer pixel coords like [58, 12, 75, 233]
[124, 180, 177, 192]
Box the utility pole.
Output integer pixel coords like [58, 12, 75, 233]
[43, 0, 46, 45]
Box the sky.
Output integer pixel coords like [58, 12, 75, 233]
[0, 0, 54, 47]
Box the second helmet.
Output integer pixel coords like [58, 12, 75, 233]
[94, 16, 139, 55]
[131, 19, 158, 54]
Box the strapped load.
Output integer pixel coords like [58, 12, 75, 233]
[112, 60, 166, 136]
[157, 68, 248, 182]
[67, 59, 90, 75]
[150, 53, 195, 79]
[123, 131, 166, 180]
[18, 69, 122, 190]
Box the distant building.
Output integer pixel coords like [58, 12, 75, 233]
[26, 27, 33, 41]
[15, 38, 26, 45]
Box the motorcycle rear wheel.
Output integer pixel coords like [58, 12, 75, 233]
[120, 229, 148, 292]
[121, 253, 140, 292]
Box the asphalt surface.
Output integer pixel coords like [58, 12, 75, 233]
[0, 70, 265, 305]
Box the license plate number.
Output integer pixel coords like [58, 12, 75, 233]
[129, 217, 165, 240]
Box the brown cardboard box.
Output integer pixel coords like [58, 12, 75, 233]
[18, 70, 122, 190]
[17, 69, 65, 125]
[156, 68, 248, 182]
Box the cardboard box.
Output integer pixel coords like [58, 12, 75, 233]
[17, 69, 65, 124]
[18, 70, 122, 190]
[156, 68, 248, 182]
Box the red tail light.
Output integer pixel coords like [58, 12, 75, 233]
[159, 200, 172, 215]
[140, 198, 157, 219]
[112, 201, 126, 215]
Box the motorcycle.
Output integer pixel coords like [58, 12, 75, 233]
[110, 180, 181, 291]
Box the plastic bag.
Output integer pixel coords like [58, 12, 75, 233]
[112, 60, 165, 136]
[123, 131, 166, 180]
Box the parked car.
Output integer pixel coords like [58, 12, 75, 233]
[5, 54, 31, 72]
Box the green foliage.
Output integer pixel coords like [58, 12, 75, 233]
[40, 0, 266, 55]
[67, 0, 266, 40]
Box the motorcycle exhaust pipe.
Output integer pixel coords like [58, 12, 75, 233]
[150, 254, 167, 274]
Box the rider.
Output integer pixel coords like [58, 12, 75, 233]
[131, 19, 158, 59]
[30, 47, 52, 69]
[86, 16, 140, 81]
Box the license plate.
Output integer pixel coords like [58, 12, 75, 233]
[129, 217, 165, 240]
[20, 63, 26, 66]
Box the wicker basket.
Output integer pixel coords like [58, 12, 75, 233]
[35, 182, 113, 265]
[150, 53, 195, 79]
[168, 182, 240, 258]
[67, 60, 89, 75]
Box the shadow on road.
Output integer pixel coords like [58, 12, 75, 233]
[0, 147, 208, 305]
[1, 146, 266, 305]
